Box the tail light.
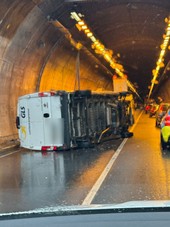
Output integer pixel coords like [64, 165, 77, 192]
[159, 105, 163, 111]
[38, 91, 56, 97]
[41, 146, 57, 151]
[38, 92, 48, 97]
[50, 91, 56, 96]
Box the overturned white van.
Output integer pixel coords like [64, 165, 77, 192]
[16, 90, 133, 151]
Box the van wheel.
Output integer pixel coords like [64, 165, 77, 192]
[121, 131, 133, 138]
[74, 90, 91, 98]
[155, 121, 159, 127]
[129, 114, 134, 126]
[161, 134, 167, 150]
[76, 139, 93, 148]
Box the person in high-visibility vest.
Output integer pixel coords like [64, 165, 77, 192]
[161, 109, 170, 147]
[161, 109, 170, 127]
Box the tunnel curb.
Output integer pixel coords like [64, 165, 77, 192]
[0, 141, 20, 152]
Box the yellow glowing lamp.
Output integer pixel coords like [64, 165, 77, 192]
[84, 29, 90, 33]
[152, 69, 158, 77]
[165, 17, 169, 23]
[82, 25, 87, 30]
[116, 63, 124, 71]
[87, 32, 93, 37]
[110, 62, 116, 68]
[76, 23, 82, 31]
[94, 40, 99, 44]
[78, 20, 85, 26]
[160, 44, 167, 49]
[159, 62, 165, 68]
[91, 44, 95, 49]
[104, 54, 111, 62]
[95, 49, 102, 54]
[90, 36, 96, 42]
[160, 50, 165, 57]
[107, 49, 113, 56]
[76, 42, 83, 50]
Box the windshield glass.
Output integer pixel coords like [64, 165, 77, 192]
[0, 0, 170, 216]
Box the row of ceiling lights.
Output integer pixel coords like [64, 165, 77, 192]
[70, 12, 140, 97]
[148, 16, 170, 99]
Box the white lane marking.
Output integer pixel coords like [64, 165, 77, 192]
[82, 111, 143, 205]
[0, 150, 21, 159]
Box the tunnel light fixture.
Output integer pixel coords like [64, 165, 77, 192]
[87, 32, 93, 37]
[78, 21, 85, 26]
[50, 19, 117, 84]
[85, 29, 90, 33]
[71, 12, 126, 76]
[70, 12, 140, 97]
[148, 16, 170, 99]
[81, 25, 87, 30]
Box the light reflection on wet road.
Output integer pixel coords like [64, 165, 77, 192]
[0, 139, 120, 212]
[1, 111, 170, 213]
[93, 113, 170, 204]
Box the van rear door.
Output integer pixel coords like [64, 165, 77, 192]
[42, 95, 64, 147]
[17, 98, 29, 147]
[28, 97, 44, 149]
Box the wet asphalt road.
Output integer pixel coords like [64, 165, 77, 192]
[0, 111, 170, 213]
[93, 113, 170, 204]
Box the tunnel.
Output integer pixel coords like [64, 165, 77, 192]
[0, 0, 170, 145]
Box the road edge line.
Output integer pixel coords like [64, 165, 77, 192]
[82, 110, 143, 205]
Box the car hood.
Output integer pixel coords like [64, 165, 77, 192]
[1, 200, 170, 218]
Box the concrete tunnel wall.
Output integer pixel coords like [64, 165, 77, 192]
[156, 77, 170, 103]
[0, 0, 112, 144]
[0, 0, 169, 144]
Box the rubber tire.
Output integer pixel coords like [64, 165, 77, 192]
[155, 120, 159, 128]
[74, 90, 91, 98]
[161, 133, 167, 150]
[76, 139, 93, 148]
[129, 115, 135, 126]
[121, 131, 133, 138]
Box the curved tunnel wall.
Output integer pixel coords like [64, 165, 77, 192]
[157, 77, 170, 102]
[1, 0, 169, 144]
[39, 40, 112, 92]
[0, 0, 112, 143]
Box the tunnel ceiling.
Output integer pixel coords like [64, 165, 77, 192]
[49, 0, 170, 96]
[1, 0, 170, 143]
